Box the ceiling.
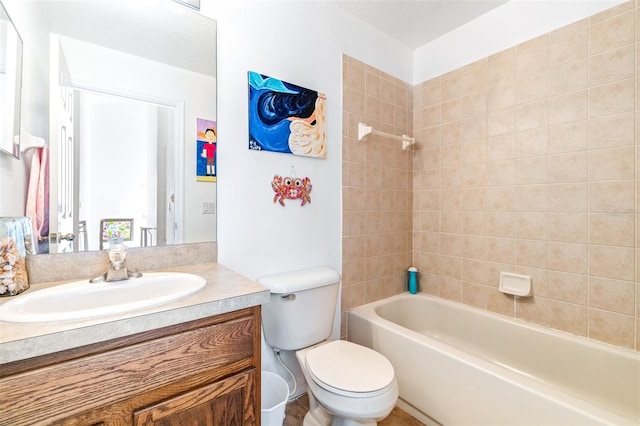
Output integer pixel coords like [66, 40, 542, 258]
[328, 0, 509, 49]
[30, 0, 216, 77]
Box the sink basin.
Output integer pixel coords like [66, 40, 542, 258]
[0, 272, 206, 323]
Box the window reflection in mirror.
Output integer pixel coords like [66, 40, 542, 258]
[3, 0, 216, 253]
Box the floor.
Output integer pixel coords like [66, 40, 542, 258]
[283, 394, 425, 426]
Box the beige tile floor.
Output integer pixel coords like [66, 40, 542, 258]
[283, 394, 425, 426]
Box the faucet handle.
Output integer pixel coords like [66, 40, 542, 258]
[108, 237, 127, 267]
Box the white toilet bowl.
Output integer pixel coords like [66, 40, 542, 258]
[295, 340, 399, 426]
[257, 267, 399, 425]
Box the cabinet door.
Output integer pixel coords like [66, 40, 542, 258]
[133, 369, 256, 426]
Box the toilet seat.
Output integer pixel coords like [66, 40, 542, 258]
[305, 340, 395, 398]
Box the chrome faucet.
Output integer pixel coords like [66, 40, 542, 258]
[90, 239, 142, 283]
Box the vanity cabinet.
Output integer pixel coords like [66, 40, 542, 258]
[0, 306, 261, 425]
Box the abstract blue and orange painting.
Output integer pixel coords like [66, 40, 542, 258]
[248, 71, 327, 159]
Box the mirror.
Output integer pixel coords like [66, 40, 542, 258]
[6, 0, 216, 253]
[0, 0, 23, 158]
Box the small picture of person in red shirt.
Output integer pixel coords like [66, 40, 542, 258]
[201, 128, 217, 176]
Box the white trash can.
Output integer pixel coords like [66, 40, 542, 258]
[261, 371, 289, 426]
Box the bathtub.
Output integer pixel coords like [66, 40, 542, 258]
[347, 293, 640, 426]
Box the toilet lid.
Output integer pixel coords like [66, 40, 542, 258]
[305, 340, 395, 396]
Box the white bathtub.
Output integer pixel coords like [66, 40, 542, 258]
[347, 293, 640, 426]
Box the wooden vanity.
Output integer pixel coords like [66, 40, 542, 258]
[0, 260, 269, 426]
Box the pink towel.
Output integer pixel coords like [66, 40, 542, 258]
[25, 147, 49, 243]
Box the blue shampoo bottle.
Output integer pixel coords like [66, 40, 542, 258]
[408, 267, 418, 294]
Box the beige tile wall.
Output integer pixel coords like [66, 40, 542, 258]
[342, 1, 639, 351]
[341, 55, 413, 337]
[412, 1, 638, 350]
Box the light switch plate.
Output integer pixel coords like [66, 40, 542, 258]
[202, 201, 216, 214]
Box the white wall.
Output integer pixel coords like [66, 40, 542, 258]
[0, 0, 50, 217]
[204, 0, 412, 281]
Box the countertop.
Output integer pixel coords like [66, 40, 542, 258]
[0, 262, 270, 365]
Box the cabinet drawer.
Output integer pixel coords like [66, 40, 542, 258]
[134, 369, 256, 426]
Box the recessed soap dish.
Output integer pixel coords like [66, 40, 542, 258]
[499, 272, 532, 297]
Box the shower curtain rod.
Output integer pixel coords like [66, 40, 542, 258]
[357, 122, 415, 150]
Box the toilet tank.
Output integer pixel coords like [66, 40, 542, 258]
[258, 267, 341, 351]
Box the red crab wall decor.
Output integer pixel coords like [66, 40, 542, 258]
[272, 174, 312, 206]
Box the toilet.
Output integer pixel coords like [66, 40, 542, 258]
[258, 267, 398, 426]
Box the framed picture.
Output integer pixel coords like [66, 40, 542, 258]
[248, 71, 326, 159]
[196, 118, 216, 182]
[99, 218, 133, 250]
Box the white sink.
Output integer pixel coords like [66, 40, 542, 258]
[0, 272, 206, 323]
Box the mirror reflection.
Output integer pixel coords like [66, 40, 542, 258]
[4, 0, 217, 254]
[73, 90, 177, 252]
